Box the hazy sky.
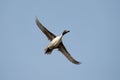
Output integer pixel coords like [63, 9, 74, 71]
[0, 0, 120, 80]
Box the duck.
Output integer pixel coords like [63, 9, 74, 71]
[35, 18, 80, 64]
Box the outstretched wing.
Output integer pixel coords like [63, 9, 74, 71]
[58, 42, 80, 64]
[35, 18, 56, 41]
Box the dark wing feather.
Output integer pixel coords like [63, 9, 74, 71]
[35, 18, 56, 41]
[58, 42, 80, 64]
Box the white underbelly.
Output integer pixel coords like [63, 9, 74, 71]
[48, 36, 62, 49]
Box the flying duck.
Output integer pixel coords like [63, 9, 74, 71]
[35, 18, 80, 64]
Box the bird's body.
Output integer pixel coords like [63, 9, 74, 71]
[48, 35, 62, 49]
[45, 35, 62, 54]
[35, 18, 80, 64]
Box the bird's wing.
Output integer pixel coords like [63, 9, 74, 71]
[58, 42, 80, 64]
[35, 18, 56, 41]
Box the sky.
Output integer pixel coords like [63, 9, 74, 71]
[0, 0, 120, 80]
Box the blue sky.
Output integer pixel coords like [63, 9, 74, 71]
[0, 0, 120, 80]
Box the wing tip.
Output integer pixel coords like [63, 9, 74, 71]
[73, 61, 81, 65]
[35, 17, 39, 23]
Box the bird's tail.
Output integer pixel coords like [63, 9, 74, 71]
[44, 47, 53, 54]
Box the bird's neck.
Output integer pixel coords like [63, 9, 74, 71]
[60, 34, 64, 37]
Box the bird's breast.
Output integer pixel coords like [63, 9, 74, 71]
[48, 36, 62, 49]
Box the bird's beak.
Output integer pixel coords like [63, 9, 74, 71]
[67, 30, 70, 33]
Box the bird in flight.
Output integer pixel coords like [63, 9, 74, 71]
[35, 18, 80, 64]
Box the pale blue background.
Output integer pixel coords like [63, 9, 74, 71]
[0, 0, 120, 80]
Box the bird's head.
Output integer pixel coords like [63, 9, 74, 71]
[62, 30, 70, 35]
